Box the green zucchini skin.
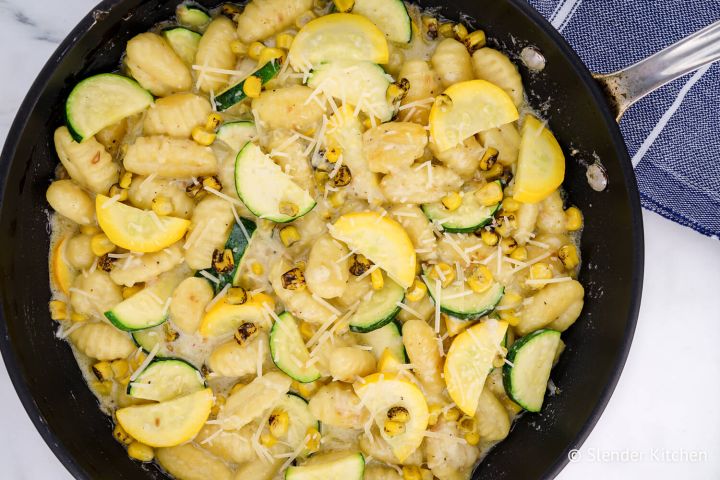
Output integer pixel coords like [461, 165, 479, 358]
[176, 3, 211, 29]
[348, 280, 405, 333]
[424, 278, 505, 320]
[269, 312, 321, 383]
[127, 357, 206, 401]
[214, 60, 282, 111]
[197, 217, 257, 293]
[356, 319, 407, 362]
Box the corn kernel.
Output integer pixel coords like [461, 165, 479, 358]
[92, 361, 114, 381]
[279, 225, 301, 247]
[122, 284, 143, 299]
[387, 78, 410, 104]
[428, 404, 442, 426]
[464, 29, 487, 52]
[297, 381, 320, 399]
[480, 229, 499, 246]
[333, 0, 354, 12]
[251, 262, 264, 275]
[370, 268, 384, 290]
[234, 322, 257, 346]
[384, 420, 405, 437]
[443, 407, 461, 421]
[565, 207, 583, 231]
[119, 171, 133, 189]
[49, 300, 67, 321]
[257, 47, 285, 66]
[428, 262, 455, 288]
[502, 197, 520, 213]
[479, 147, 499, 171]
[229, 382, 245, 396]
[452, 23, 469, 41]
[421, 16, 439, 40]
[467, 264, 493, 293]
[79, 224, 100, 236]
[500, 292, 523, 308]
[362, 116, 381, 129]
[91, 380, 112, 396]
[328, 190, 345, 208]
[201, 175, 222, 191]
[510, 246, 527, 261]
[465, 431, 481, 446]
[241, 75, 262, 99]
[387, 406, 410, 423]
[210, 394, 225, 417]
[529, 263, 553, 286]
[191, 126, 216, 146]
[269, 409, 290, 438]
[109, 184, 128, 202]
[151, 195, 173, 216]
[500, 237, 518, 254]
[438, 22, 455, 38]
[299, 321, 315, 341]
[495, 214, 517, 238]
[500, 309, 520, 326]
[230, 40, 248, 56]
[441, 192, 463, 211]
[71, 312, 88, 323]
[128, 442, 154, 462]
[403, 466, 422, 480]
[248, 41, 265, 60]
[113, 424, 133, 445]
[279, 201, 299, 217]
[205, 113, 223, 131]
[111, 359, 129, 379]
[305, 427, 321, 453]
[275, 33, 294, 50]
[130, 352, 147, 371]
[558, 244, 580, 269]
[458, 415, 476, 432]
[406, 279, 427, 302]
[325, 146, 342, 163]
[226, 287, 248, 305]
[481, 162, 504, 180]
[476, 182, 503, 206]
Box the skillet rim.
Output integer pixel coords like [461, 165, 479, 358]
[0, 0, 644, 478]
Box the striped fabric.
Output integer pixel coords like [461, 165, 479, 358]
[527, 0, 720, 238]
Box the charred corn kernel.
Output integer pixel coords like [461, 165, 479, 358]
[92, 361, 114, 381]
[299, 321, 315, 341]
[502, 197, 520, 213]
[387, 78, 410, 104]
[109, 184, 128, 202]
[71, 312, 89, 323]
[479, 147, 499, 171]
[387, 406, 410, 423]
[122, 284, 143, 299]
[558, 244, 580, 269]
[92, 380, 112, 396]
[476, 182, 503, 206]
[205, 113, 223, 131]
[111, 359, 129, 379]
[221, 3, 242, 17]
[328, 190, 345, 208]
[242, 75, 262, 98]
[333, 0, 354, 12]
[330, 165, 352, 187]
[151, 195, 173, 216]
[164, 323, 179, 342]
[234, 322, 258, 346]
[326, 146, 342, 163]
[257, 47, 285, 66]
[500, 291, 522, 308]
[480, 229, 499, 246]
[565, 207, 583, 231]
[230, 40, 248, 56]
[226, 287, 247, 305]
[403, 466, 422, 480]
[349, 253, 373, 276]
[229, 382, 245, 396]
[422, 15, 439, 40]
[119, 171, 133, 189]
[438, 22, 454, 38]
[191, 126, 216, 145]
[370, 268, 384, 290]
[434, 93, 453, 112]
[500, 237, 518, 254]
[428, 262, 455, 288]
[305, 426, 321, 453]
[269, 409, 290, 437]
[529, 262, 553, 282]
[98, 253, 116, 272]
[441, 192, 463, 211]
[275, 33, 294, 50]
[458, 415, 476, 432]
[279, 201, 299, 217]
[212, 248, 234, 273]
[201, 175, 222, 191]
[384, 420, 405, 437]
[281, 267, 306, 290]
[510, 245, 527, 261]
[279, 225, 300, 247]
[464, 29, 487, 52]
[467, 264, 493, 293]
[443, 407, 461, 421]
[49, 300, 67, 321]
[465, 431, 481, 446]
[495, 214, 516, 238]
[406, 279, 427, 302]
[481, 162, 504, 180]
[251, 262, 264, 275]
[128, 442, 154, 462]
[248, 41, 265, 60]
[80, 224, 100, 236]
[113, 424, 133, 445]
[452, 23, 469, 41]
[428, 404, 442, 426]
[295, 11, 316, 29]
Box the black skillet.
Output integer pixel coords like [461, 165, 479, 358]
[0, 0, 652, 478]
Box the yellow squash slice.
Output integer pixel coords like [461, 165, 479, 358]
[51, 237, 75, 295]
[330, 212, 416, 288]
[429, 79, 519, 152]
[444, 319, 508, 416]
[354, 373, 429, 463]
[376, 348, 403, 374]
[289, 13, 389, 70]
[513, 115, 566, 203]
[198, 294, 275, 337]
[95, 195, 190, 253]
[115, 388, 213, 447]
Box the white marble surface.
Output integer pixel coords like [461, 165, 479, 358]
[0, 1, 719, 479]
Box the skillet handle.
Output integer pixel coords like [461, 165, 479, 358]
[593, 20, 720, 122]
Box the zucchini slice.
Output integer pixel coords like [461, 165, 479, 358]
[355, 319, 406, 362]
[105, 266, 188, 331]
[198, 218, 257, 293]
[424, 276, 504, 320]
[286, 451, 365, 480]
[216, 121, 257, 151]
[176, 3, 211, 29]
[163, 27, 201, 65]
[128, 358, 205, 402]
[277, 393, 320, 458]
[308, 61, 394, 122]
[132, 325, 166, 355]
[269, 312, 321, 383]
[422, 184, 501, 233]
[503, 329, 561, 412]
[214, 60, 281, 111]
[66, 73, 153, 142]
[348, 279, 404, 332]
[234, 142, 316, 223]
[353, 0, 412, 43]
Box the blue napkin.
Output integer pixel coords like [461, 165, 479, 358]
[527, 0, 720, 238]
